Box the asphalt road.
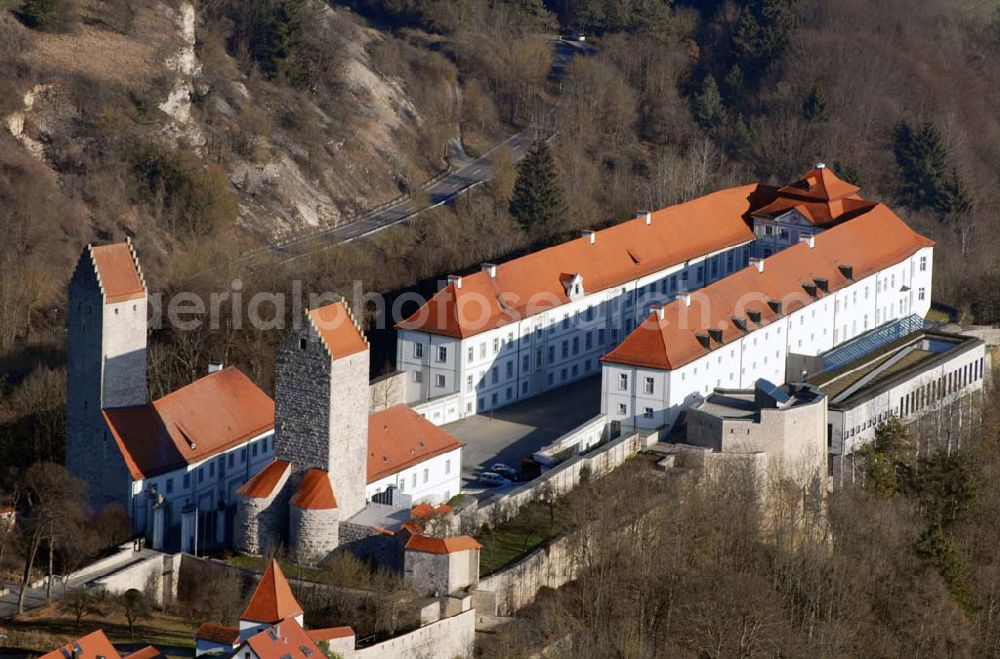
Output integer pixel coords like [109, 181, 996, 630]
[444, 375, 602, 494]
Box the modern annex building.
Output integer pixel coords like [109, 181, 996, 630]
[396, 165, 889, 423]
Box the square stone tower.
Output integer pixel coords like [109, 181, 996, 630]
[66, 240, 148, 511]
[274, 301, 369, 518]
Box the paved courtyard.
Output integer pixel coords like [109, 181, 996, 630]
[445, 376, 602, 491]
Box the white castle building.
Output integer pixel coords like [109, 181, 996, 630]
[395, 165, 886, 423]
[65, 243, 463, 555]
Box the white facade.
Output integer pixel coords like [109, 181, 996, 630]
[130, 430, 276, 536]
[366, 447, 463, 506]
[602, 246, 934, 432]
[752, 210, 824, 258]
[398, 243, 752, 420]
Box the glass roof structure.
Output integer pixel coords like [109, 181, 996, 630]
[820, 315, 933, 372]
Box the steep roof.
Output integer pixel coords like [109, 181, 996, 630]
[397, 184, 762, 338]
[240, 560, 304, 624]
[41, 630, 121, 659]
[403, 532, 482, 554]
[776, 165, 860, 201]
[603, 204, 934, 371]
[367, 405, 465, 482]
[289, 469, 337, 510]
[194, 623, 240, 646]
[306, 301, 367, 359]
[103, 367, 275, 479]
[89, 242, 146, 304]
[752, 165, 870, 228]
[236, 461, 290, 499]
[306, 627, 355, 642]
[243, 618, 321, 659]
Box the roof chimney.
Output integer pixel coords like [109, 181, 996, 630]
[481, 263, 497, 278]
[800, 235, 815, 248]
[636, 210, 652, 225]
[581, 229, 596, 244]
[815, 162, 826, 169]
[750, 257, 765, 273]
[208, 363, 223, 374]
[676, 292, 691, 307]
[651, 305, 665, 320]
[447, 274, 462, 289]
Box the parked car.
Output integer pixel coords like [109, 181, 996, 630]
[490, 463, 517, 478]
[478, 472, 510, 488]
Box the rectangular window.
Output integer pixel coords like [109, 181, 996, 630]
[920, 256, 927, 272]
[506, 361, 514, 379]
[480, 343, 486, 358]
[413, 342, 423, 358]
[437, 346, 447, 363]
[467, 346, 474, 363]
[644, 377, 654, 394]
[252, 444, 258, 458]
[619, 373, 629, 390]
[412, 473, 417, 488]
[423, 469, 429, 484]
[585, 331, 593, 350]
[414, 371, 423, 384]
[209, 462, 215, 477]
[166, 478, 173, 494]
[617, 403, 627, 415]
[598, 328, 606, 345]
[493, 338, 500, 353]
[435, 374, 446, 388]
[445, 460, 451, 475]
[644, 407, 654, 419]
[466, 375, 473, 392]
[561, 341, 569, 359]
[572, 336, 580, 355]
[548, 346, 555, 363]
[491, 367, 499, 384]
[522, 354, 530, 372]
[183, 474, 190, 489]
[228, 453, 234, 468]
[918, 287, 926, 301]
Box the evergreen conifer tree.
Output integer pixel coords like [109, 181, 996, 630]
[508, 139, 567, 236]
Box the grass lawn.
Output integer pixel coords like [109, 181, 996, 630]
[225, 554, 329, 584]
[0, 601, 196, 656]
[476, 499, 573, 577]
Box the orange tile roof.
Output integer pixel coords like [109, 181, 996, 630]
[41, 629, 121, 659]
[241, 560, 304, 624]
[776, 165, 860, 202]
[243, 618, 320, 659]
[404, 533, 482, 554]
[103, 367, 275, 479]
[398, 184, 763, 338]
[752, 195, 875, 227]
[367, 405, 465, 482]
[290, 469, 337, 510]
[306, 301, 368, 359]
[124, 646, 163, 659]
[195, 622, 240, 646]
[306, 627, 355, 642]
[237, 461, 291, 498]
[603, 204, 934, 371]
[90, 242, 146, 304]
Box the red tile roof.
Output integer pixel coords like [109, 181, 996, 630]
[241, 560, 304, 624]
[195, 623, 240, 646]
[306, 627, 355, 642]
[398, 184, 762, 338]
[243, 618, 321, 659]
[776, 165, 860, 201]
[306, 302, 367, 359]
[752, 166, 872, 227]
[290, 469, 337, 510]
[90, 242, 146, 304]
[367, 405, 465, 482]
[603, 204, 934, 371]
[124, 646, 163, 659]
[237, 461, 290, 499]
[411, 502, 452, 519]
[404, 533, 482, 554]
[103, 367, 275, 479]
[41, 630, 121, 659]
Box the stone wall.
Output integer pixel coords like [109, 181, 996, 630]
[274, 326, 334, 471]
[326, 349, 370, 518]
[234, 473, 290, 556]
[369, 371, 408, 412]
[353, 609, 475, 659]
[92, 553, 182, 607]
[290, 505, 340, 566]
[340, 522, 403, 571]
[403, 551, 450, 598]
[477, 534, 578, 616]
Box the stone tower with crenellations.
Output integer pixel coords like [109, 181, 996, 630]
[65, 240, 148, 512]
[235, 299, 370, 564]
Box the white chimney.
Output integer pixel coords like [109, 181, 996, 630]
[636, 210, 652, 225]
[814, 162, 826, 169]
[750, 257, 765, 273]
[208, 363, 223, 374]
[676, 293, 691, 307]
[447, 274, 462, 289]
[481, 263, 497, 278]
[652, 305, 666, 320]
[581, 229, 596, 244]
[799, 235, 815, 249]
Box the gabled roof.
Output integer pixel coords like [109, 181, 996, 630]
[237, 461, 290, 499]
[367, 405, 465, 482]
[603, 204, 934, 371]
[103, 367, 275, 480]
[290, 469, 337, 510]
[776, 165, 860, 201]
[306, 627, 355, 642]
[240, 560, 304, 624]
[403, 531, 482, 555]
[124, 647, 163, 659]
[752, 165, 869, 228]
[306, 301, 367, 359]
[194, 622, 240, 646]
[41, 629, 121, 659]
[751, 196, 875, 227]
[397, 184, 762, 338]
[89, 241, 146, 304]
[243, 618, 320, 659]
